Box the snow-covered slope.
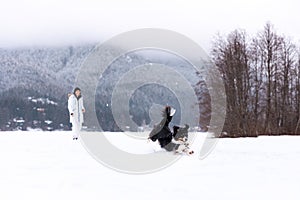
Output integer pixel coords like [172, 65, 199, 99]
[0, 45, 93, 97]
[0, 46, 211, 131]
[0, 131, 299, 200]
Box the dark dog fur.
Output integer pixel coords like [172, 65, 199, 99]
[149, 106, 190, 152]
[163, 124, 190, 152]
[173, 124, 189, 142]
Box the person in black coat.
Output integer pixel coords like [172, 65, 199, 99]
[149, 106, 177, 151]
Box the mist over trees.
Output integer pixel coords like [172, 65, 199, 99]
[0, 47, 207, 131]
[212, 22, 300, 137]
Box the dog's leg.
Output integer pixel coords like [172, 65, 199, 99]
[163, 142, 178, 152]
[174, 143, 186, 154]
[181, 142, 194, 155]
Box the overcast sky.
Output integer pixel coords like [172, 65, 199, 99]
[0, 0, 299, 51]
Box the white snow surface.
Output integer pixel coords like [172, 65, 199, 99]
[0, 131, 300, 200]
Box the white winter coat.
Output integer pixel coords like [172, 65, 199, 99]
[68, 94, 85, 124]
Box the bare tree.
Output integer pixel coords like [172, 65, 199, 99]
[254, 23, 282, 134]
[211, 22, 300, 137]
[295, 47, 300, 134]
[212, 30, 251, 137]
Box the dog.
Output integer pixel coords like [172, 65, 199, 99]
[148, 106, 194, 155]
[172, 124, 194, 155]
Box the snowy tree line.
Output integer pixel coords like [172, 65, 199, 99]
[212, 22, 300, 137]
[0, 45, 93, 97]
[0, 88, 69, 131]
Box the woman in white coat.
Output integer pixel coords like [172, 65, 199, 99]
[68, 87, 85, 140]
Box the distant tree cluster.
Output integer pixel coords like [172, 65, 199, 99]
[212, 22, 300, 137]
[0, 88, 70, 131]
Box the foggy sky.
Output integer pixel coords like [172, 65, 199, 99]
[0, 0, 299, 51]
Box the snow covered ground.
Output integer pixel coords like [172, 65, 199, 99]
[0, 131, 300, 200]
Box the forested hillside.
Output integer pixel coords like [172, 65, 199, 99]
[0, 47, 209, 131]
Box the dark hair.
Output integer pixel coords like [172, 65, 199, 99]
[73, 87, 81, 94]
[73, 87, 82, 99]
